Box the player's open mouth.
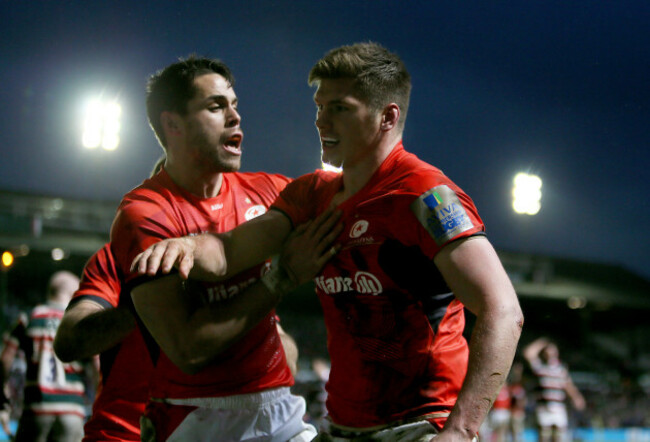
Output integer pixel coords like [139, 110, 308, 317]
[223, 133, 243, 155]
[321, 137, 338, 148]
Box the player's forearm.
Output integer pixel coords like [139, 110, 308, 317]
[185, 233, 229, 281]
[54, 306, 136, 362]
[441, 304, 523, 439]
[161, 279, 286, 374]
[182, 231, 270, 281]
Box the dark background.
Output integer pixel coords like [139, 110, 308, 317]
[1, 1, 648, 280]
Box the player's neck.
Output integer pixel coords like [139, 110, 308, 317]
[337, 134, 400, 203]
[165, 161, 224, 199]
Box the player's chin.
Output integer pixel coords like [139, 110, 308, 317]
[322, 156, 342, 170]
[214, 157, 241, 173]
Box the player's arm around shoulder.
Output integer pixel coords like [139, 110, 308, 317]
[131, 209, 293, 281]
[130, 266, 284, 375]
[433, 235, 524, 441]
[130, 210, 295, 374]
[54, 299, 136, 363]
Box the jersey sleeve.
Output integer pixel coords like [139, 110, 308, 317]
[110, 195, 182, 286]
[265, 173, 292, 196]
[271, 173, 321, 227]
[70, 244, 121, 309]
[406, 172, 485, 259]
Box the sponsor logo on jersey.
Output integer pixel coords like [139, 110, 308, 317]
[211, 203, 224, 211]
[204, 277, 257, 303]
[348, 236, 376, 247]
[349, 220, 369, 238]
[411, 185, 474, 245]
[204, 263, 270, 303]
[245, 205, 267, 220]
[315, 270, 383, 295]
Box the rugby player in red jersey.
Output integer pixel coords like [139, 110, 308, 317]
[110, 56, 338, 441]
[133, 43, 524, 441]
[55, 244, 149, 441]
[55, 159, 305, 442]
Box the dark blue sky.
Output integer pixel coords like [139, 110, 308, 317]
[1, 1, 648, 279]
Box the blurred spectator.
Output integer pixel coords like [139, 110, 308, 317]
[0, 381, 11, 439]
[508, 361, 527, 442]
[481, 361, 528, 442]
[0, 271, 95, 442]
[309, 358, 330, 428]
[483, 384, 511, 442]
[524, 337, 585, 442]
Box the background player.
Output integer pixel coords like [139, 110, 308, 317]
[524, 337, 585, 442]
[2, 271, 91, 442]
[54, 157, 168, 441]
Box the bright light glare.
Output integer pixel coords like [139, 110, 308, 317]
[82, 99, 122, 150]
[512, 172, 542, 215]
[51, 248, 65, 261]
[1, 251, 14, 267]
[567, 296, 587, 309]
[322, 162, 342, 173]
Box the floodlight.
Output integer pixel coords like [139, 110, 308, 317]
[1, 251, 14, 268]
[512, 172, 542, 215]
[82, 99, 122, 150]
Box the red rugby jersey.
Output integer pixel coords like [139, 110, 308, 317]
[272, 142, 485, 427]
[70, 244, 151, 441]
[110, 168, 293, 400]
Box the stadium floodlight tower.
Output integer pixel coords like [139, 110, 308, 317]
[82, 99, 122, 151]
[512, 172, 542, 215]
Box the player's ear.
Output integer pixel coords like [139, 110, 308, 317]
[380, 103, 400, 131]
[161, 111, 182, 136]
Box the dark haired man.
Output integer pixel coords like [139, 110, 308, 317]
[133, 43, 524, 441]
[105, 56, 333, 441]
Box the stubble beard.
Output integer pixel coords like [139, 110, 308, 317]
[211, 151, 241, 173]
[192, 132, 241, 174]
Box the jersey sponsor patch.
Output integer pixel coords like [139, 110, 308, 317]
[411, 185, 474, 245]
[349, 220, 369, 238]
[245, 204, 267, 220]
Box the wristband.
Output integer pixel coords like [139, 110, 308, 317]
[261, 262, 296, 299]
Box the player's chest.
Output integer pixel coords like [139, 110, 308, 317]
[316, 202, 401, 296]
[177, 194, 270, 234]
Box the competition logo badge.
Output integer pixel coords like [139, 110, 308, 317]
[245, 205, 267, 220]
[349, 220, 369, 238]
[411, 185, 474, 245]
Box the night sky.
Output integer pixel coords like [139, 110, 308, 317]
[1, 1, 648, 279]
